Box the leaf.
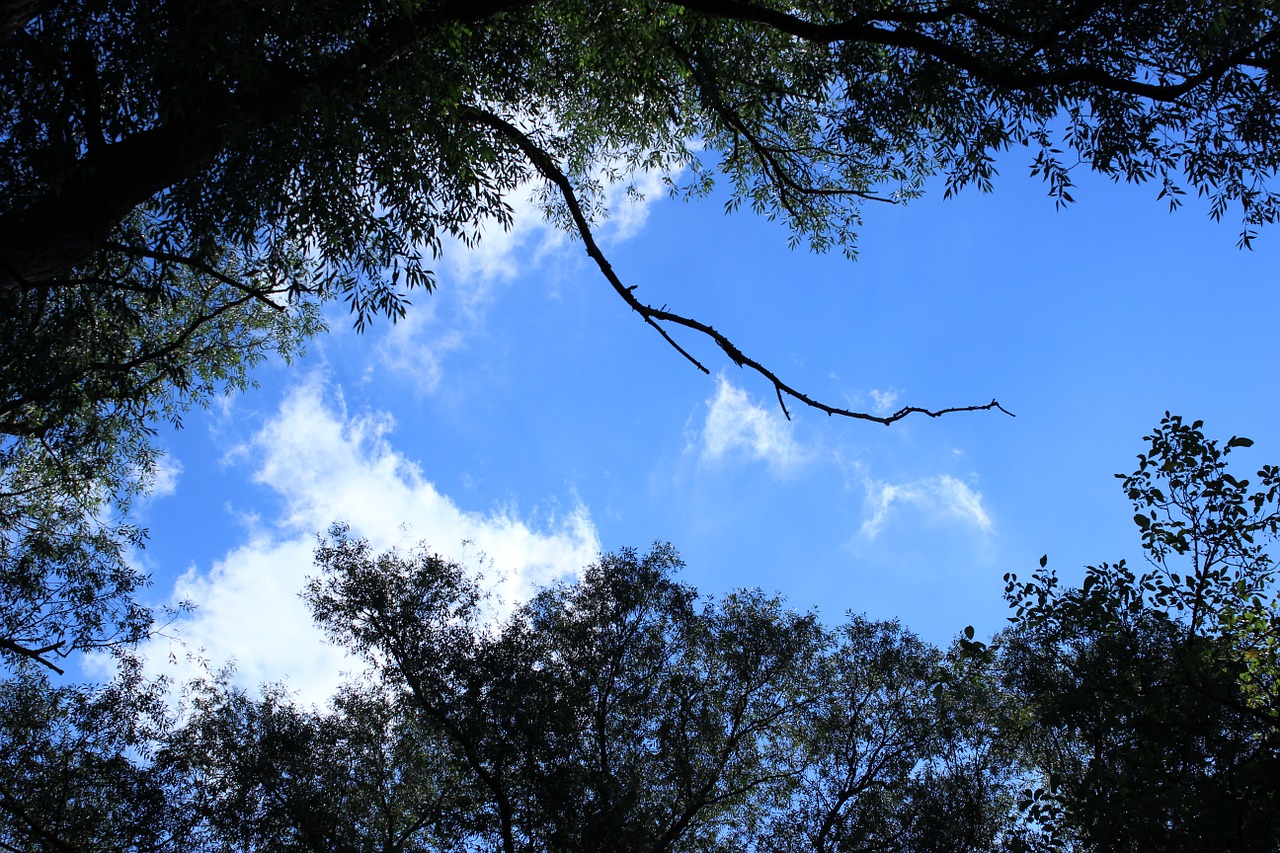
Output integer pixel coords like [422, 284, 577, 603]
[1228, 436, 1255, 448]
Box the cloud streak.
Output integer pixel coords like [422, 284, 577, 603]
[860, 475, 992, 539]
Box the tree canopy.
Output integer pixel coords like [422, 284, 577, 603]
[5, 1, 1280, 848]
[302, 533, 1020, 853]
[998, 415, 1280, 851]
[5, 0, 1280, 425]
[1, 419, 1278, 851]
[2, 539, 1027, 852]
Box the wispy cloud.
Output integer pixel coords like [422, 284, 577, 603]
[860, 474, 992, 539]
[373, 307, 464, 396]
[377, 167, 672, 395]
[144, 453, 183, 500]
[599, 168, 671, 245]
[699, 374, 807, 474]
[141, 377, 600, 704]
[441, 184, 568, 289]
[869, 388, 901, 415]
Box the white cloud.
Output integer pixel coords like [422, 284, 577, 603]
[699, 374, 807, 474]
[145, 453, 183, 499]
[376, 167, 670, 395]
[442, 183, 568, 288]
[869, 388, 901, 415]
[600, 168, 670, 245]
[373, 308, 464, 396]
[143, 377, 600, 704]
[859, 474, 992, 539]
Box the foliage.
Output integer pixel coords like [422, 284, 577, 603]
[761, 619, 1021, 852]
[0, 213, 320, 674]
[7, 420, 1279, 853]
[160, 675, 460, 853]
[296, 530, 1022, 852]
[1000, 415, 1280, 852]
[10, 0, 1280, 667]
[6, 0, 1280, 423]
[0, 536, 1025, 851]
[0, 656, 180, 852]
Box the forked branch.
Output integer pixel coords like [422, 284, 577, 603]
[102, 242, 289, 311]
[0, 637, 67, 675]
[468, 108, 1013, 425]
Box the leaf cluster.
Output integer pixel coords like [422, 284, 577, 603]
[999, 414, 1280, 852]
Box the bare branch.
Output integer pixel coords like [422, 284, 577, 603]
[467, 108, 1014, 426]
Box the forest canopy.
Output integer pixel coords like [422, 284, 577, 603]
[2, 418, 1278, 851]
[5, 0, 1280, 425]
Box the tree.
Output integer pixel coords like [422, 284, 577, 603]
[1, 534, 1024, 852]
[6, 0, 1280, 426]
[0, 222, 319, 674]
[0, 656, 182, 852]
[9, 0, 1280, 671]
[758, 619, 1021, 853]
[290, 528, 1023, 852]
[160, 675, 462, 853]
[998, 415, 1280, 852]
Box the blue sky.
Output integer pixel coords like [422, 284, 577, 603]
[114, 153, 1280, 702]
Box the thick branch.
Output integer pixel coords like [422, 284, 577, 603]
[0, 0, 538, 293]
[469, 109, 1013, 426]
[0, 637, 66, 675]
[0, 0, 48, 38]
[375, 617, 519, 853]
[0, 124, 226, 293]
[0, 787, 82, 853]
[666, 0, 1280, 103]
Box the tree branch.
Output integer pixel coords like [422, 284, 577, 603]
[0, 637, 67, 674]
[673, 42, 896, 207]
[101, 242, 289, 311]
[0, 786, 83, 853]
[0, 0, 49, 38]
[467, 108, 1013, 426]
[666, 0, 1280, 103]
